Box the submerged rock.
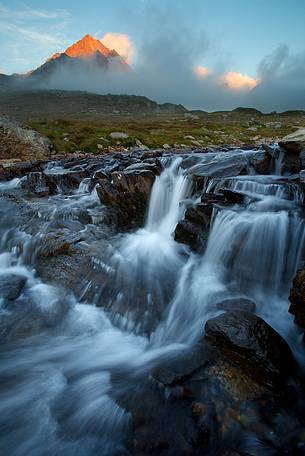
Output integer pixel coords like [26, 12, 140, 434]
[0, 273, 27, 301]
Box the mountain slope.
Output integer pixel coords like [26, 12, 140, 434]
[2, 34, 129, 89]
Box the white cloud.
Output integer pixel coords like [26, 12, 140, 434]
[219, 71, 260, 91]
[194, 65, 210, 79]
[99, 33, 136, 64]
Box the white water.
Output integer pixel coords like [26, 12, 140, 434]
[0, 149, 305, 454]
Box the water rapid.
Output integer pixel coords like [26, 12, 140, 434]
[0, 148, 304, 454]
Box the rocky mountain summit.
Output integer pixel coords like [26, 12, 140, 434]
[0, 34, 129, 89]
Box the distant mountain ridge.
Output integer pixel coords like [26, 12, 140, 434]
[0, 34, 129, 89]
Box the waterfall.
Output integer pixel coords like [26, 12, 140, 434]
[1, 148, 305, 455]
[146, 157, 192, 236]
[152, 172, 305, 348]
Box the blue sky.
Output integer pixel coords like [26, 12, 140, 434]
[1, 0, 304, 74]
[1, 0, 305, 110]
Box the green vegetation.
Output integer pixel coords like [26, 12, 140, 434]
[30, 113, 302, 155]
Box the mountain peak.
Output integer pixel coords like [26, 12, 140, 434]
[64, 34, 112, 59]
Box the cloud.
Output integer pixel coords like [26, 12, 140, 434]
[99, 33, 135, 64]
[219, 71, 260, 91]
[248, 46, 305, 111]
[194, 65, 210, 79]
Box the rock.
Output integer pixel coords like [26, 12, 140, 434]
[299, 170, 305, 184]
[174, 219, 204, 251]
[20, 172, 57, 197]
[0, 165, 6, 181]
[174, 203, 212, 251]
[265, 122, 282, 129]
[110, 132, 129, 140]
[216, 298, 256, 313]
[300, 150, 305, 168]
[201, 193, 226, 204]
[205, 311, 294, 385]
[37, 233, 82, 258]
[249, 151, 271, 174]
[184, 135, 195, 140]
[217, 189, 245, 204]
[4, 161, 45, 180]
[135, 139, 149, 151]
[96, 168, 157, 228]
[163, 144, 171, 149]
[247, 126, 258, 131]
[289, 268, 305, 340]
[0, 273, 27, 301]
[279, 128, 305, 154]
[46, 170, 90, 191]
[0, 116, 54, 161]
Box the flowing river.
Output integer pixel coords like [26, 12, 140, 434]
[0, 147, 304, 455]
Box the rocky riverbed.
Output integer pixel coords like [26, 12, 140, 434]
[1, 135, 305, 455]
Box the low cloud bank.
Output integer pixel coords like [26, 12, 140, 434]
[36, 35, 305, 112]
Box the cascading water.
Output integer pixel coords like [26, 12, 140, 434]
[0, 147, 305, 455]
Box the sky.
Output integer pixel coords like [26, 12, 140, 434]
[1, 0, 305, 111]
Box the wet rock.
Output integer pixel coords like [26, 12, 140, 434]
[0, 287, 71, 343]
[21, 172, 57, 197]
[0, 165, 6, 181]
[289, 268, 305, 340]
[0, 273, 27, 301]
[201, 193, 226, 204]
[46, 170, 90, 191]
[174, 219, 204, 251]
[217, 189, 245, 204]
[96, 168, 157, 228]
[4, 161, 45, 180]
[205, 311, 294, 385]
[216, 298, 256, 313]
[174, 203, 212, 251]
[37, 233, 82, 258]
[249, 151, 271, 174]
[299, 150, 305, 168]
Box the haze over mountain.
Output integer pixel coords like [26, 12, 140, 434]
[1, 0, 305, 112]
[0, 34, 129, 89]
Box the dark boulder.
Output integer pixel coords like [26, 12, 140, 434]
[96, 168, 157, 228]
[289, 268, 305, 341]
[174, 203, 212, 252]
[46, 170, 90, 191]
[21, 172, 57, 197]
[0, 273, 27, 301]
[250, 151, 271, 174]
[174, 219, 204, 251]
[4, 161, 45, 180]
[205, 311, 294, 385]
[217, 188, 245, 204]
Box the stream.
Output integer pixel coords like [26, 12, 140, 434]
[0, 147, 304, 455]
